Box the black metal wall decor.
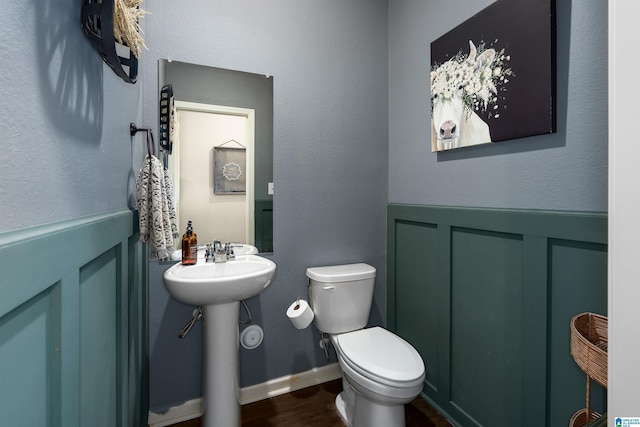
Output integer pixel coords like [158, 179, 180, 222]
[159, 84, 174, 154]
[81, 0, 138, 83]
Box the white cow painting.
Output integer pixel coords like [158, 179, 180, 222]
[431, 40, 512, 152]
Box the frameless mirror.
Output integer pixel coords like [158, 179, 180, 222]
[159, 60, 273, 253]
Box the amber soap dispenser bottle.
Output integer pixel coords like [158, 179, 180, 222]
[181, 220, 198, 265]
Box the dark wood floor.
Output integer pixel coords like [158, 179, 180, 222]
[168, 379, 451, 427]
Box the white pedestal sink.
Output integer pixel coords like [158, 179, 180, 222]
[163, 255, 276, 427]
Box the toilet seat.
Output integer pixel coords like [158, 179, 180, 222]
[332, 327, 425, 388]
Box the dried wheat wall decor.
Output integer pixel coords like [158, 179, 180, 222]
[113, 0, 148, 58]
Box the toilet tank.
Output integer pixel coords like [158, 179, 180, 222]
[306, 263, 376, 334]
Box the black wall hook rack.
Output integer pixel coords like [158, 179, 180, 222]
[159, 84, 173, 154]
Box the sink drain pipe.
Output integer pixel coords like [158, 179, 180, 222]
[178, 300, 253, 339]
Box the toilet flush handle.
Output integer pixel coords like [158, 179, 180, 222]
[322, 286, 336, 292]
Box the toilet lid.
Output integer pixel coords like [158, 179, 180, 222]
[333, 327, 424, 384]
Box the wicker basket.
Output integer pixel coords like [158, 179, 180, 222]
[569, 312, 608, 426]
[569, 408, 603, 427]
[570, 312, 608, 388]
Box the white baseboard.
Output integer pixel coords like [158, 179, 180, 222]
[239, 362, 341, 405]
[148, 398, 203, 427]
[148, 363, 342, 427]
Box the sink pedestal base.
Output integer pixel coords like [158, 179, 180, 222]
[163, 254, 276, 427]
[202, 302, 241, 427]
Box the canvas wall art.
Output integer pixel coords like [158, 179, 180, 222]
[430, 0, 556, 152]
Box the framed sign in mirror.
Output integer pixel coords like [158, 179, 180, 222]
[214, 146, 246, 194]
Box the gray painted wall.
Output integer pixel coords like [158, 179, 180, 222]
[1, 0, 614, 419]
[1, 0, 143, 233]
[143, 0, 389, 412]
[389, 0, 608, 212]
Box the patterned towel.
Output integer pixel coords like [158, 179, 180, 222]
[163, 167, 179, 239]
[136, 154, 174, 260]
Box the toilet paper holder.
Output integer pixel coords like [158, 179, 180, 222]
[286, 296, 315, 330]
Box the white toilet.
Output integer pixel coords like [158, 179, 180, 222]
[306, 263, 425, 427]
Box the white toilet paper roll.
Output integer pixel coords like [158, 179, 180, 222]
[286, 299, 315, 329]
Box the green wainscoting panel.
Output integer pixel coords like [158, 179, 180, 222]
[450, 228, 523, 426]
[395, 220, 440, 392]
[0, 285, 61, 427]
[79, 249, 119, 427]
[0, 210, 148, 427]
[547, 239, 608, 424]
[255, 199, 273, 253]
[127, 233, 149, 427]
[387, 204, 607, 427]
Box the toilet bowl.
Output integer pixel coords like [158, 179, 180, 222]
[332, 327, 425, 427]
[306, 264, 426, 427]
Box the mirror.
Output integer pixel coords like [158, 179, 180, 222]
[159, 60, 273, 253]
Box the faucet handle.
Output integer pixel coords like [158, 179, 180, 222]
[224, 243, 235, 260]
[205, 244, 214, 262]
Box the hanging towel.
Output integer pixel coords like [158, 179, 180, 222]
[136, 154, 175, 260]
[163, 167, 179, 238]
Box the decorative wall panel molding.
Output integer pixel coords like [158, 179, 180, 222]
[387, 204, 607, 426]
[0, 210, 148, 427]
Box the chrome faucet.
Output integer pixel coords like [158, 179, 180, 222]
[204, 241, 235, 263]
[205, 241, 221, 262]
[214, 242, 227, 263]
